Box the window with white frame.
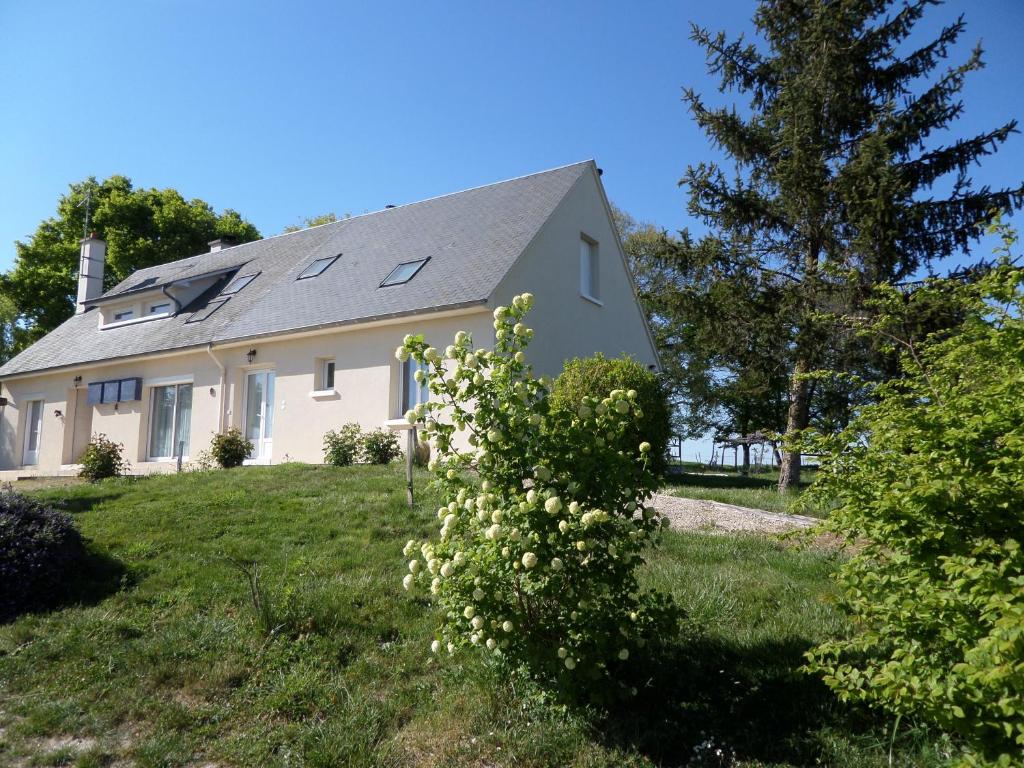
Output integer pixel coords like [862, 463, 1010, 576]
[113, 309, 135, 322]
[319, 358, 336, 391]
[400, 358, 428, 415]
[580, 235, 600, 302]
[148, 302, 171, 315]
[148, 383, 192, 460]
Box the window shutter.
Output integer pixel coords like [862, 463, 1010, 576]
[87, 382, 104, 405]
[119, 377, 142, 402]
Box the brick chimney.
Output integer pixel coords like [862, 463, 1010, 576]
[76, 234, 106, 313]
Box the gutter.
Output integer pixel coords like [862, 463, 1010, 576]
[206, 343, 226, 433]
[161, 284, 183, 315]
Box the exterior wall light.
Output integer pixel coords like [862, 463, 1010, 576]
[247, 349, 257, 364]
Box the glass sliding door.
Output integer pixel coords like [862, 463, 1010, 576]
[244, 370, 275, 463]
[148, 383, 193, 460]
[22, 399, 43, 465]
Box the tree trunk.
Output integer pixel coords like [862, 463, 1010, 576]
[778, 357, 811, 492]
[741, 443, 750, 475]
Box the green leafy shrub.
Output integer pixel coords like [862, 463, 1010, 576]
[803, 255, 1024, 766]
[0, 491, 87, 621]
[323, 423, 362, 466]
[551, 353, 672, 477]
[210, 428, 253, 469]
[360, 429, 401, 465]
[399, 293, 680, 699]
[78, 433, 129, 481]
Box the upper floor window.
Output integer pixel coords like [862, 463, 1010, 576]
[113, 309, 134, 322]
[148, 302, 171, 315]
[321, 358, 335, 390]
[381, 258, 429, 287]
[580, 235, 600, 303]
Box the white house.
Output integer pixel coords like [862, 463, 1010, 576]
[0, 161, 658, 475]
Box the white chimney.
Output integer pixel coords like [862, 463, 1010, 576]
[76, 234, 106, 313]
[208, 236, 238, 253]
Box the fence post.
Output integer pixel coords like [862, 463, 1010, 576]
[176, 440, 184, 473]
[405, 428, 415, 508]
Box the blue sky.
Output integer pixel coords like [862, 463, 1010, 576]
[2, 0, 1022, 276]
[2, 0, 1021, 462]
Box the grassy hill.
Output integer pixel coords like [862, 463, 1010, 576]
[0, 465, 949, 767]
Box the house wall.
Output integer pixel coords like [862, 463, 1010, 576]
[489, 167, 658, 377]
[0, 309, 493, 473]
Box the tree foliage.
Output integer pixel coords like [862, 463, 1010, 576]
[677, 0, 1024, 490]
[1, 176, 259, 357]
[804, 230, 1024, 765]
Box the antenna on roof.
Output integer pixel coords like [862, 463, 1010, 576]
[75, 183, 95, 239]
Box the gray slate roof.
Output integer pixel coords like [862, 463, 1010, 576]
[0, 161, 591, 378]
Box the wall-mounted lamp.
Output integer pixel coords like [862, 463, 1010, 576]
[73, 375, 82, 385]
[247, 348, 257, 364]
[54, 409, 63, 418]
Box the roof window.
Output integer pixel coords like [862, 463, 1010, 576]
[297, 254, 340, 280]
[221, 272, 259, 295]
[185, 299, 229, 324]
[380, 257, 429, 287]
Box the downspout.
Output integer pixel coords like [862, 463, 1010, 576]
[206, 343, 226, 433]
[161, 284, 182, 315]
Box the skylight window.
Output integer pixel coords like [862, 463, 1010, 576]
[221, 272, 259, 295]
[380, 258, 429, 287]
[297, 254, 340, 280]
[185, 299, 228, 324]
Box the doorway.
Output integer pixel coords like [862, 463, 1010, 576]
[244, 370, 275, 463]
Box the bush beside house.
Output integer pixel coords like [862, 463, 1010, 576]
[78, 434, 129, 481]
[551, 353, 672, 477]
[210, 428, 254, 469]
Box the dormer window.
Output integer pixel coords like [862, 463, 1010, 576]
[381, 258, 429, 287]
[113, 309, 134, 322]
[148, 302, 171, 315]
[297, 255, 340, 280]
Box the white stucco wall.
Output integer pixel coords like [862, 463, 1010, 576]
[489, 166, 658, 377]
[0, 309, 493, 473]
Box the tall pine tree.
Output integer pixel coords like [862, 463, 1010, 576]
[681, 0, 1024, 490]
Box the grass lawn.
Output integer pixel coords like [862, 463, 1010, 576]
[0, 464, 953, 767]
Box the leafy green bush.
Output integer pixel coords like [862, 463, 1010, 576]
[360, 429, 401, 465]
[323, 423, 362, 467]
[803, 256, 1024, 766]
[551, 353, 672, 477]
[78, 433, 129, 481]
[210, 428, 253, 469]
[399, 293, 680, 699]
[0, 491, 87, 621]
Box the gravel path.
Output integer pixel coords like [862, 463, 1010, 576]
[651, 492, 819, 534]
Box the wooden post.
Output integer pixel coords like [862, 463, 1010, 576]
[176, 440, 185, 473]
[405, 428, 415, 508]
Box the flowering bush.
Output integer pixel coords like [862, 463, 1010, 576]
[398, 292, 680, 697]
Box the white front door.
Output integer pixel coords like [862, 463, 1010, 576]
[244, 370, 275, 463]
[23, 399, 43, 466]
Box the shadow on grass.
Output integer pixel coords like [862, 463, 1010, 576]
[1, 545, 129, 626]
[598, 634, 876, 766]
